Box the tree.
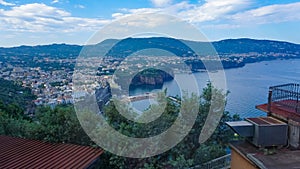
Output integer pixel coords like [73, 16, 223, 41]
[32, 105, 94, 145]
[99, 83, 240, 168]
[0, 82, 240, 168]
[0, 104, 94, 146]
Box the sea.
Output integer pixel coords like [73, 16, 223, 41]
[130, 59, 300, 119]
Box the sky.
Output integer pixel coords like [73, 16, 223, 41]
[0, 0, 300, 47]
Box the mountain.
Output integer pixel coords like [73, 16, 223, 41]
[0, 37, 299, 68]
[0, 44, 82, 61]
[104, 37, 197, 57]
[1, 37, 299, 58]
[104, 37, 300, 58]
[213, 38, 300, 55]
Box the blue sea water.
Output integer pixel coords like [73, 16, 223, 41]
[130, 59, 300, 118]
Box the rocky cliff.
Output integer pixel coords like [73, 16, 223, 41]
[131, 69, 174, 87]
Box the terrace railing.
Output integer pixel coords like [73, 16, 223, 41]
[192, 154, 231, 169]
[268, 83, 300, 113]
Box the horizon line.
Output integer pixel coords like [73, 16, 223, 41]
[1, 37, 299, 48]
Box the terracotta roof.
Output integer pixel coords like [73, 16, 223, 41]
[0, 135, 103, 169]
[256, 101, 300, 123]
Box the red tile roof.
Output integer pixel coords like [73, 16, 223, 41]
[256, 101, 300, 123]
[0, 135, 103, 169]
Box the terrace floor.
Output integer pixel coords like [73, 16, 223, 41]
[230, 141, 300, 169]
[256, 100, 300, 123]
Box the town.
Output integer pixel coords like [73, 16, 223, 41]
[0, 53, 295, 108]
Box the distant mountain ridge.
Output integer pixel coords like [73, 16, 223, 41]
[0, 37, 299, 63]
[212, 38, 300, 55]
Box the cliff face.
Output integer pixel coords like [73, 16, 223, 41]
[131, 69, 174, 87]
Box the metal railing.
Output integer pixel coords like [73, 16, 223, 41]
[268, 83, 300, 113]
[192, 154, 231, 169]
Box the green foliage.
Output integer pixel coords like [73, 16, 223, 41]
[0, 78, 36, 111]
[103, 96, 178, 138]
[0, 102, 23, 119]
[0, 79, 85, 143]
[166, 155, 194, 169]
[0, 82, 241, 168]
[0, 78, 37, 136]
[0, 112, 31, 137]
[0, 104, 94, 146]
[31, 105, 94, 145]
[100, 83, 240, 168]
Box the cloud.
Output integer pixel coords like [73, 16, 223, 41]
[74, 4, 85, 9]
[0, 0, 15, 6]
[109, 12, 177, 32]
[114, 0, 300, 30]
[51, 0, 59, 4]
[111, 13, 125, 19]
[117, 13, 175, 28]
[0, 3, 110, 32]
[112, 1, 191, 20]
[150, 0, 172, 7]
[115, 0, 251, 24]
[231, 2, 300, 24]
[178, 0, 251, 23]
[2, 1, 300, 36]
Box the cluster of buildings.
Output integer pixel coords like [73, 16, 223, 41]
[0, 57, 115, 108]
[0, 61, 74, 108]
[0, 51, 295, 110]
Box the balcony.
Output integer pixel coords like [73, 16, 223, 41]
[256, 83, 300, 122]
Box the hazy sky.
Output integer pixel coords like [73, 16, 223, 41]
[0, 0, 300, 47]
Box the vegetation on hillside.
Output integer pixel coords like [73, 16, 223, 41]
[0, 78, 36, 112]
[0, 82, 240, 168]
[97, 84, 240, 168]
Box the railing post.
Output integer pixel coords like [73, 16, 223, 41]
[296, 84, 299, 113]
[267, 88, 273, 115]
